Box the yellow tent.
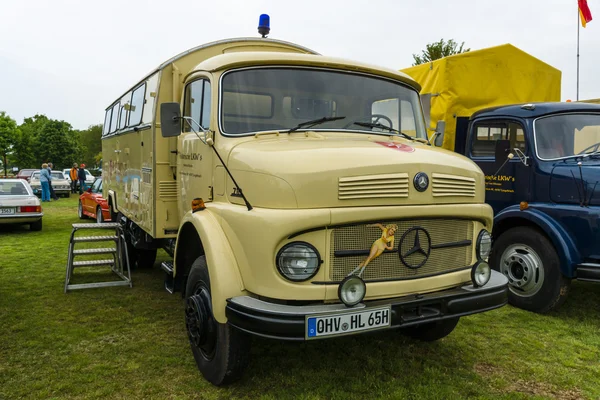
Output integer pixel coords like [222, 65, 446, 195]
[401, 44, 561, 151]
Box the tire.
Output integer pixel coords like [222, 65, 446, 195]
[30, 219, 42, 231]
[96, 207, 104, 224]
[185, 256, 251, 386]
[402, 317, 459, 342]
[77, 200, 86, 219]
[489, 226, 570, 314]
[135, 248, 157, 269]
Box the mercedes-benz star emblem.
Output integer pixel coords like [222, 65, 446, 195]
[398, 227, 431, 269]
[413, 172, 429, 192]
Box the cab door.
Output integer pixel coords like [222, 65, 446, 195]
[177, 77, 214, 219]
[468, 118, 531, 214]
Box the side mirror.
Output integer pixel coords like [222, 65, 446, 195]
[494, 139, 511, 162]
[430, 120, 445, 146]
[160, 103, 182, 137]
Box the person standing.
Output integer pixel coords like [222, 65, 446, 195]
[47, 162, 59, 200]
[69, 163, 78, 193]
[78, 163, 87, 194]
[40, 163, 51, 202]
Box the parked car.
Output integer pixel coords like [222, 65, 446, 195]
[0, 179, 43, 231]
[63, 168, 95, 186]
[78, 177, 110, 223]
[15, 169, 37, 182]
[29, 170, 71, 197]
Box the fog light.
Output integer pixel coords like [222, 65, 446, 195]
[476, 229, 492, 260]
[338, 275, 366, 307]
[471, 262, 491, 288]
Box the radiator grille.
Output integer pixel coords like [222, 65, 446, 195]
[159, 181, 177, 200]
[338, 173, 409, 200]
[329, 219, 473, 281]
[432, 173, 476, 198]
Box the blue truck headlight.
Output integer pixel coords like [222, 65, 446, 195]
[276, 242, 321, 282]
[476, 229, 492, 260]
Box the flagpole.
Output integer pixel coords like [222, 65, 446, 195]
[577, 2, 580, 101]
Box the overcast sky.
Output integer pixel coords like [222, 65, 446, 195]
[0, 0, 597, 130]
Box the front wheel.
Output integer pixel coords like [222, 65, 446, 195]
[185, 256, 251, 386]
[489, 227, 570, 313]
[402, 317, 459, 342]
[77, 201, 86, 219]
[96, 207, 104, 224]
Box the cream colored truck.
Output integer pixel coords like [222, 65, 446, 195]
[101, 36, 508, 386]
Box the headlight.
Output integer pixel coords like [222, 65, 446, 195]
[276, 242, 321, 281]
[338, 275, 366, 307]
[471, 261, 491, 287]
[476, 229, 492, 260]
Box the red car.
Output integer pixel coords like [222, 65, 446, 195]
[16, 169, 37, 182]
[78, 178, 111, 223]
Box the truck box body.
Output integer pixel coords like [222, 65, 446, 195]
[401, 44, 561, 152]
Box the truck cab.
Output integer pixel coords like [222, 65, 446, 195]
[458, 102, 600, 313]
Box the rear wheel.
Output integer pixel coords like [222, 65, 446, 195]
[135, 248, 157, 269]
[490, 226, 570, 313]
[185, 256, 251, 386]
[402, 317, 459, 342]
[30, 219, 42, 231]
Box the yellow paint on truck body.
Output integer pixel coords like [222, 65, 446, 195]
[102, 37, 493, 323]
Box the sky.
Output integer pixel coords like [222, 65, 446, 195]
[0, 0, 598, 130]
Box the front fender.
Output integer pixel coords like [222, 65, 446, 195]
[176, 209, 246, 323]
[495, 205, 580, 278]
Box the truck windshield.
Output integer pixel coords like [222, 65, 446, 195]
[219, 67, 427, 139]
[535, 113, 600, 160]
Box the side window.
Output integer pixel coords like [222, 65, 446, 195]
[118, 105, 128, 130]
[103, 109, 112, 136]
[471, 121, 526, 158]
[91, 179, 101, 193]
[109, 103, 119, 133]
[128, 84, 145, 126]
[183, 79, 211, 132]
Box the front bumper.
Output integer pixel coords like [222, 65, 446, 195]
[226, 270, 508, 341]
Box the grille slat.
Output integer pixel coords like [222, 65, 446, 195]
[339, 173, 409, 200]
[329, 219, 473, 281]
[432, 173, 476, 198]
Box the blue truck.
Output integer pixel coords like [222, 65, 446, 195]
[442, 101, 600, 313]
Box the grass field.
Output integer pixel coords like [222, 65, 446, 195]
[1, 197, 600, 399]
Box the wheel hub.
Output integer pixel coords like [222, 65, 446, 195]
[185, 288, 217, 358]
[499, 244, 545, 297]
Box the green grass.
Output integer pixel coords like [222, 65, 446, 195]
[1, 197, 599, 399]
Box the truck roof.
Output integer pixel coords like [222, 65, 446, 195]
[471, 102, 600, 120]
[190, 51, 420, 91]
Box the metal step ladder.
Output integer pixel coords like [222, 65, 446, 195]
[64, 222, 132, 293]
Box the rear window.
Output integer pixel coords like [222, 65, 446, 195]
[0, 181, 28, 195]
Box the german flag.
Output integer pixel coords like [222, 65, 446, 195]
[579, 0, 593, 28]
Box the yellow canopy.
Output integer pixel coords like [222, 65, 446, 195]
[401, 44, 561, 150]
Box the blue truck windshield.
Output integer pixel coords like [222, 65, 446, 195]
[534, 113, 600, 160]
[219, 67, 427, 139]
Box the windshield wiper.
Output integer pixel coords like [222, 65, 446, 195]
[352, 122, 414, 141]
[283, 116, 346, 133]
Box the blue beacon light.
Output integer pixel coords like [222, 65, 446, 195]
[258, 14, 270, 38]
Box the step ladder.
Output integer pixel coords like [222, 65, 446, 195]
[64, 222, 132, 293]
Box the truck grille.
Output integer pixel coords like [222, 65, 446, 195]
[338, 173, 409, 200]
[431, 173, 476, 198]
[329, 219, 473, 281]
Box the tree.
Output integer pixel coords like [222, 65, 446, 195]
[77, 124, 103, 167]
[0, 111, 19, 177]
[33, 119, 82, 169]
[412, 39, 470, 66]
[15, 115, 49, 169]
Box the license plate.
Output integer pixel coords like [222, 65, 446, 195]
[306, 306, 391, 339]
[0, 207, 15, 215]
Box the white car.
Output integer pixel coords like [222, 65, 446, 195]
[62, 168, 95, 185]
[29, 170, 71, 197]
[0, 179, 43, 231]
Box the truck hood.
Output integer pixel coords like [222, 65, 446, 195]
[225, 135, 485, 209]
[550, 161, 600, 205]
